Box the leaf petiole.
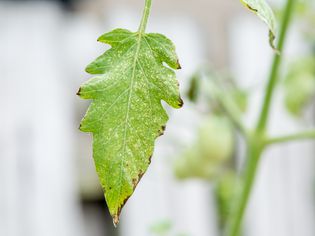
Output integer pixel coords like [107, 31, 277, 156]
[138, 0, 152, 34]
[266, 130, 315, 145]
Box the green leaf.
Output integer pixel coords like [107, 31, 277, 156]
[78, 28, 182, 224]
[241, 0, 277, 50]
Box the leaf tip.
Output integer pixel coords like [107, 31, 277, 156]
[113, 215, 120, 227]
[85, 66, 92, 74]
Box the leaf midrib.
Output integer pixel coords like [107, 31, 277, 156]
[116, 32, 146, 210]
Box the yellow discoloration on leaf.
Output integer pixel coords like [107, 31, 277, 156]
[78, 28, 182, 224]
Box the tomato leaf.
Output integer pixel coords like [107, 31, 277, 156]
[241, 0, 278, 50]
[78, 28, 182, 224]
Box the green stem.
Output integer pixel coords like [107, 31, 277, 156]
[227, 136, 263, 236]
[266, 130, 315, 145]
[256, 0, 296, 132]
[138, 0, 152, 34]
[227, 0, 296, 236]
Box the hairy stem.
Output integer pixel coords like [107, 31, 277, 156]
[256, 0, 296, 132]
[266, 130, 315, 145]
[138, 0, 152, 34]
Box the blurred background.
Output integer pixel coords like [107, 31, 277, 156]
[1, 0, 315, 236]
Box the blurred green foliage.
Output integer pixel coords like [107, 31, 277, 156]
[173, 1, 315, 234]
[215, 171, 241, 229]
[174, 68, 247, 230]
[284, 56, 315, 116]
[149, 219, 190, 236]
[282, 0, 315, 117]
[186, 69, 248, 114]
[174, 115, 234, 180]
[150, 219, 173, 236]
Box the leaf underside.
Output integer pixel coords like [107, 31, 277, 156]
[241, 0, 277, 50]
[78, 28, 182, 224]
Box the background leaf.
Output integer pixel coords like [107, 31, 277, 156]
[241, 0, 277, 50]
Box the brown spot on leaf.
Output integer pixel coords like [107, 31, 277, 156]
[133, 172, 145, 189]
[246, 4, 258, 12]
[176, 60, 182, 69]
[112, 168, 149, 226]
[159, 126, 166, 137]
[76, 87, 82, 96]
[113, 194, 132, 227]
[161, 125, 166, 132]
[158, 125, 166, 137]
[113, 215, 119, 227]
[132, 178, 137, 187]
[178, 98, 184, 107]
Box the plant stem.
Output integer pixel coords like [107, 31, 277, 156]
[266, 130, 315, 145]
[256, 0, 296, 132]
[227, 135, 263, 236]
[138, 0, 152, 34]
[227, 0, 296, 235]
